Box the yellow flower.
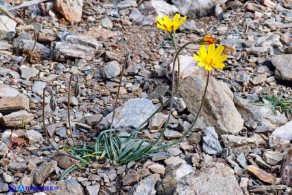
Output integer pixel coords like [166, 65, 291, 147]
[199, 34, 217, 45]
[194, 44, 227, 71]
[156, 13, 187, 33]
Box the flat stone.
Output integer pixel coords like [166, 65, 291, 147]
[234, 96, 287, 133]
[271, 54, 292, 81]
[84, 114, 103, 126]
[263, 150, 284, 166]
[123, 169, 150, 186]
[0, 67, 20, 79]
[168, 55, 200, 79]
[0, 141, 8, 156]
[32, 81, 47, 96]
[0, 110, 34, 128]
[148, 163, 165, 175]
[0, 95, 30, 114]
[129, 174, 160, 195]
[102, 98, 156, 129]
[247, 165, 276, 184]
[101, 17, 113, 29]
[269, 120, 292, 150]
[149, 113, 168, 131]
[252, 74, 267, 85]
[20, 66, 39, 80]
[0, 181, 9, 192]
[164, 130, 182, 140]
[156, 163, 195, 194]
[56, 179, 85, 195]
[179, 73, 244, 135]
[85, 185, 100, 195]
[53, 35, 102, 61]
[174, 162, 243, 195]
[102, 61, 121, 79]
[33, 161, 57, 185]
[222, 134, 266, 148]
[3, 172, 13, 183]
[164, 156, 186, 166]
[202, 126, 222, 155]
[0, 15, 16, 40]
[25, 130, 43, 143]
[0, 84, 20, 97]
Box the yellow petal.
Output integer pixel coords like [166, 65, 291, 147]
[199, 45, 207, 58]
[213, 62, 225, 69]
[215, 55, 227, 63]
[194, 54, 202, 61]
[208, 43, 215, 56]
[198, 62, 205, 67]
[156, 17, 164, 25]
[205, 65, 212, 71]
[214, 45, 224, 57]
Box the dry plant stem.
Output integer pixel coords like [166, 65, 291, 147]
[43, 86, 58, 151]
[110, 53, 129, 129]
[68, 74, 78, 145]
[153, 71, 210, 151]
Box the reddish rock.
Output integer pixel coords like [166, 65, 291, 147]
[246, 3, 267, 12]
[261, 0, 276, 8]
[247, 165, 276, 184]
[55, 0, 83, 23]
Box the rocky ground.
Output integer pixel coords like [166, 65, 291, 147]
[0, 0, 292, 194]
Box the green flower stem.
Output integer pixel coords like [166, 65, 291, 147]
[151, 71, 210, 152]
[136, 40, 198, 131]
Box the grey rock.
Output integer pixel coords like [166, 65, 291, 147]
[222, 134, 266, 148]
[0, 16, 16, 40]
[149, 113, 167, 131]
[263, 150, 284, 166]
[269, 120, 292, 149]
[84, 114, 103, 126]
[1, 131, 18, 145]
[0, 181, 9, 192]
[179, 74, 244, 135]
[103, 98, 155, 129]
[8, 160, 27, 172]
[56, 127, 67, 138]
[13, 37, 51, 59]
[53, 35, 102, 61]
[56, 179, 85, 195]
[3, 172, 14, 183]
[0, 141, 8, 156]
[0, 110, 34, 128]
[148, 84, 169, 99]
[123, 169, 150, 186]
[129, 174, 160, 195]
[171, 0, 227, 18]
[235, 73, 250, 83]
[101, 17, 113, 29]
[0, 84, 20, 97]
[20, 66, 39, 80]
[251, 74, 267, 85]
[173, 97, 186, 112]
[85, 185, 100, 195]
[57, 96, 78, 106]
[166, 147, 182, 156]
[0, 67, 20, 79]
[168, 55, 199, 80]
[102, 61, 121, 79]
[25, 130, 43, 142]
[0, 40, 12, 50]
[117, 0, 137, 8]
[174, 163, 243, 195]
[271, 54, 292, 81]
[32, 81, 47, 96]
[34, 161, 57, 185]
[234, 96, 287, 132]
[129, 8, 145, 24]
[141, 0, 178, 17]
[157, 163, 195, 194]
[164, 130, 182, 140]
[237, 153, 248, 168]
[164, 156, 186, 166]
[0, 95, 30, 114]
[202, 126, 222, 155]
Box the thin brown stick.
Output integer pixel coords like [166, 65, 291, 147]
[67, 74, 78, 145]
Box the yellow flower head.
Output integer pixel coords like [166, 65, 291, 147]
[199, 34, 217, 45]
[194, 44, 227, 71]
[156, 13, 187, 33]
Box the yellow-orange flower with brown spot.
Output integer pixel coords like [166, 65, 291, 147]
[200, 34, 217, 45]
[156, 13, 187, 33]
[194, 44, 227, 71]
